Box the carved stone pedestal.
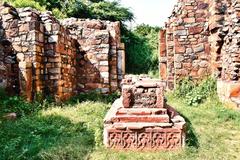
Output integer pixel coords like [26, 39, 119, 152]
[104, 79, 186, 150]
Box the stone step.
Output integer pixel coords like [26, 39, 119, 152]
[116, 108, 167, 116]
[135, 81, 163, 88]
[112, 122, 173, 130]
[111, 115, 170, 123]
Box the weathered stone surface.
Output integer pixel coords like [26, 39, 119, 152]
[189, 26, 204, 35]
[175, 30, 187, 36]
[193, 44, 205, 53]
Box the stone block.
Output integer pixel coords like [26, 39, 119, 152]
[85, 83, 101, 89]
[116, 108, 167, 116]
[175, 54, 184, 62]
[160, 62, 167, 80]
[186, 48, 193, 54]
[86, 20, 104, 29]
[193, 44, 205, 53]
[184, 18, 195, 23]
[100, 72, 109, 78]
[48, 35, 58, 43]
[175, 46, 186, 53]
[99, 61, 108, 66]
[99, 66, 108, 72]
[122, 80, 165, 108]
[17, 53, 24, 61]
[198, 3, 209, 9]
[199, 60, 208, 68]
[48, 68, 61, 74]
[189, 26, 204, 35]
[19, 62, 32, 69]
[175, 30, 187, 36]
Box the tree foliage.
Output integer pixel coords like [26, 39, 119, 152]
[89, 1, 134, 22]
[5, 0, 46, 11]
[123, 24, 161, 74]
[5, 0, 134, 22]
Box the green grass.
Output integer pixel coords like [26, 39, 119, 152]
[0, 94, 240, 160]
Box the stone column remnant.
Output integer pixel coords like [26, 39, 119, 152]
[104, 78, 186, 150]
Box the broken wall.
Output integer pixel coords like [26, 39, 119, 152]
[0, 3, 125, 101]
[61, 18, 125, 94]
[159, 0, 210, 89]
[160, 0, 240, 107]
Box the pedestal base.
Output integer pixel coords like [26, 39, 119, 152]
[104, 98, 186, 151]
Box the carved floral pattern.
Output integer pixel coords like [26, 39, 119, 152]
[108, 130, 182, 150]
[109, 132, 122, 148]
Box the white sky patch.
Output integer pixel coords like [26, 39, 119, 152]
[109, 0, 178, 28]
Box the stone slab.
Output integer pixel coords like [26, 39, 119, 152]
[116, 108, 168, 116]
[110, 115, 170, 123]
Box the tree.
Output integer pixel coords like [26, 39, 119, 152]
[5, 0, 134, 22]
[5, 0, 46, 11]
[89, 1, 134, 22]
[123, 24, 161, 74]
[134, 24, 160, 36]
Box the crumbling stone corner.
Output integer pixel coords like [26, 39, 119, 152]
[0, 3, 126, 101]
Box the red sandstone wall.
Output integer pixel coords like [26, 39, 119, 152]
[0, 4, 21, 97]
[160, 0, 240, 107]
[160, 0, 210, 89]
[41, 13, 77, 101]
[17, 8, 45, 101]
[219, 0, 240, 81]
[0, 3, 125, 101]
[159, 0, 240, 85]
[61, 18, 124, 94]
[215, 0, 240, 108]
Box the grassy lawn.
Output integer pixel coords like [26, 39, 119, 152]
[0, 94, 240, 160]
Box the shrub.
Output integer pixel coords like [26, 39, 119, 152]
[0, 96, 41, 116]
[174, 77, 195, 97]
[174, 77, 217, 106]
[0, 89, 52, 117]
[148, 70, 160, 78]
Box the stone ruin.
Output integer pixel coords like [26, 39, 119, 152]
[0, 3, 125, 101]
[159, 0, 240, 108]
[104, 77, 186, 150]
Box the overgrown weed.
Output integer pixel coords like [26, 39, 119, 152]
[173, 77, 217, 106]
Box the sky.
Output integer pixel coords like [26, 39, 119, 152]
[110, 0, 178, 28]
